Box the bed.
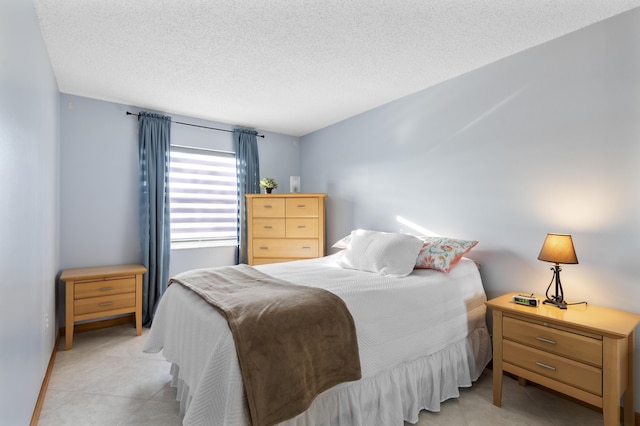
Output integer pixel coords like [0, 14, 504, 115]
[144, 232, 492, 426]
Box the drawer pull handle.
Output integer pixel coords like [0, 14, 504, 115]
[99, 287, 113, 291]
[297, 205, 306, 208]
[264, 205, 272, 209]
[259, 246, 269, 250]
[297, 225, 306, 229]
[535, 361, 556, 371]
[99, 302, 113, 307]
[302, 246, 311, 249]
[536, 337, 557, 345]
[264, 226, 272, 229]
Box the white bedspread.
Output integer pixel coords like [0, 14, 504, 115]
[144, 254, 492, 426]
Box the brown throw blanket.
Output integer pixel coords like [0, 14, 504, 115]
[169, 264, 361, 426]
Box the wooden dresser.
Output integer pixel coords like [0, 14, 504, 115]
[246, 193, 326, 265]
[486, 292, 640, 426]
[60, 264, 146, 350]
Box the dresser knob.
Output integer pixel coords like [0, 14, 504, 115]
[99, 287, 113, 291]
[99, 301, 113, 307]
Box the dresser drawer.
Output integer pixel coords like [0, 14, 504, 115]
[74, 276, 136, 299]
[503, 316, 602, 367]
[252, 198, 285, 217]
[286, 218, 319, 238]
[285, 198, 318, 217]
[252, 218, 285, 238]
[253, 238, 319, 258]
[504, 340, 602, 396]
[251, 258, 292, 265]
[74, 293, 136, 316]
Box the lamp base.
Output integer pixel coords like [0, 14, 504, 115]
[543, 297, 567, 309]
[543, 263, 567, 309]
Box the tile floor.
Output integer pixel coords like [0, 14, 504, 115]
[39, 324, 606, 426]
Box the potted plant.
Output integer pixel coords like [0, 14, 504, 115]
[260, 177, 278, 194]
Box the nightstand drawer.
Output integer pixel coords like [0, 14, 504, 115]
[252, 218, 285, 238]
[504, 340, 602, 396]
[74, 277, 136, 299]
[503, 316, 602, 367]
[252, 198, 285, 217]
[286, 218, 319, 238]
[74, 293, 136, 316]
[253, 238, 319, 258]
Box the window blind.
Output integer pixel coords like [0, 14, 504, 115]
[169, 146, 238, 242]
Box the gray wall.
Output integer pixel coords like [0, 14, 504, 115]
[59, 94, 301, 305]
[301, 8, 640, 408]
[0, 0, 60, 423]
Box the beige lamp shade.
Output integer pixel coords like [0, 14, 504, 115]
[537, 233, 578, 264]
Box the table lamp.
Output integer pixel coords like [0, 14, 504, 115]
[537, 233, 578, 309]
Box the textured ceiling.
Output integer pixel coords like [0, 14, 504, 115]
[33, 1, 640, 136]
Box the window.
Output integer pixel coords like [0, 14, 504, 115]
[169, 146, 237, 243]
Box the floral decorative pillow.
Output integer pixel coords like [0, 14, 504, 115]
[415, 237, 478, 272]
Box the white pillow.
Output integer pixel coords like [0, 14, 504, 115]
[331, 234, 351, 249]
[337, 229, 423, 278]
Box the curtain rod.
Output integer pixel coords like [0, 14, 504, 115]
[126, 111, 265, 138]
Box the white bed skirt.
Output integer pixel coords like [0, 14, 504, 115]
[168, 325, 492, 426]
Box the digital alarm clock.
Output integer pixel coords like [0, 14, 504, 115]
[512, 294, 539, 307]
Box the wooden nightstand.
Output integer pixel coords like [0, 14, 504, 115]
[60, 264, 146, 350]
[486, 292, 640, 426]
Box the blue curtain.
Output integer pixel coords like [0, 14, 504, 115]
[234, 128, 260, 264]
[138, 112, 171, 326]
